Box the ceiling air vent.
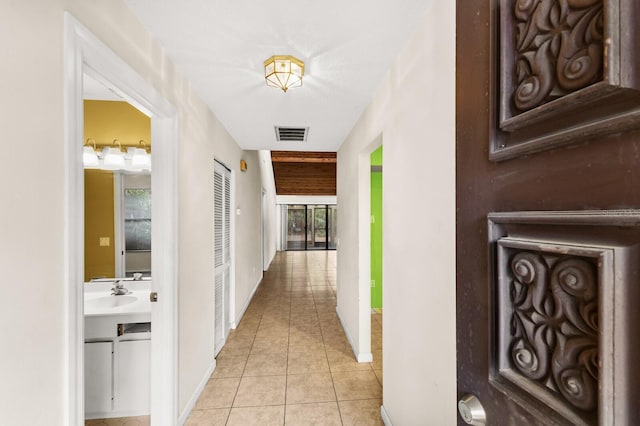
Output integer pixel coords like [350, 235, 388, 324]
[275, 126, 309, 142]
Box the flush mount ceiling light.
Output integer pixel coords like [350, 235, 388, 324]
[264, 55, 304, 93]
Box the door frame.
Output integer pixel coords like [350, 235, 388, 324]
[64, 14, 179, 424]
[354, 135, 383, 363]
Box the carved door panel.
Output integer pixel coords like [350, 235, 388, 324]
[456, 1, 640, 425]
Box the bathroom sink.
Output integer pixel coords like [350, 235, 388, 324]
[85, 295, 137, 310]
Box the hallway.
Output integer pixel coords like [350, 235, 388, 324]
[187, 251, 383, 425]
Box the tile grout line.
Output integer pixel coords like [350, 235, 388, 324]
[186, 252, 381, 425]
[312, 253, 344, 425]
[283, 258, 294, 426]
[224, 281, 263, 425]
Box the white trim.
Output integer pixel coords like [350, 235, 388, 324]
[63, 15, 85, 425]
[336, 306, 372, 363]
[278, 205, 287, 251]
[357, 147, 371, 357]
[232, 276, 262, 328]
[355, 140, 379, 364]
[229, 168, 237, 331]
[150, 109, 180, 426]
[113, 173, 124, 277]
[177, 359, 216, 425]
[357, 351, 373, 363]
[87, 407, 151, 421]
[261, 188, 269, 271]
[64, 14, 179, 425]
[276, 195, 337, 205]
[381, 405, 393, 426]
[213, 159, 235, 353]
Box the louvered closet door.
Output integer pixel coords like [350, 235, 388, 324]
[214, 161, 232, 356]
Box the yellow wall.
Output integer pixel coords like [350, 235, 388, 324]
[84, 100, 151, 148]
[83, 100, 151, 281]
[84, 170, 115, 281]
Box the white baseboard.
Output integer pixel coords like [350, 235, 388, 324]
[178, 359, 216, 425]
[380, 405, 393, 426]
[357, 351, 373, 363]
[231, 275, 262, 329]
[335, 306, 353, 348]
[263, 250, 275, 271]
[381, 404, 393, 426]
[86, 409, 148, 420]
[335, 306, 372, 363]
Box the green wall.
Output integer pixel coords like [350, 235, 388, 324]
[371, 146, 383, 309]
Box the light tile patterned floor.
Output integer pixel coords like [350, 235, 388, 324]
[87, 251, 383, 425]
[189, 250, 383, 425]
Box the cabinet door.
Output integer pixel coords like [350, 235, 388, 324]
[85, 341, 113, 415]
[115, 339, 150, 413]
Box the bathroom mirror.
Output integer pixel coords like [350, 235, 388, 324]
[84, 169, 151, 281]
[83, 88, 152, 282]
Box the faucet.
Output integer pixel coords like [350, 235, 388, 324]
[111, 280, 131, 296]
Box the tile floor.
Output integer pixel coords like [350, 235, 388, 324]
[87, 251, 383, 425]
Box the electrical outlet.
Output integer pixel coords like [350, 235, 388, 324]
[99, 237, 110, 247]
[371, 280, 375, 288]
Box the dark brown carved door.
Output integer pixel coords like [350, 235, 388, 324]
[456, 1, 640, 425]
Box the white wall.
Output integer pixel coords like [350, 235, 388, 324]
[258, 150, 277, 269]
[231, 150, 264, 323]
[0, 1, 264, 423]
[0, 2, 66, 424]
[336, 2, 457, 425]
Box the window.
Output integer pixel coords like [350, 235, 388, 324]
[124, 188, 151, 251]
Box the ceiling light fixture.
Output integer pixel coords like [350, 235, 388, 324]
[264, 55, 304, 93]
[83, 138, 152, 171]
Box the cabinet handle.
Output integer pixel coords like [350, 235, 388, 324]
[150, 292, 158, 302]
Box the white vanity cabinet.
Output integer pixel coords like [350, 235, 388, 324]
[84, 285, 152, 420]
[84, 308, 151, 419]
[115, 339, 151, 413]
[85, 341, 113, 414]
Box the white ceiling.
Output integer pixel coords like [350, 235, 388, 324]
[124, 0, 431, 151]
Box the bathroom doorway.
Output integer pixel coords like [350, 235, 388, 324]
[82, 92, 153, 421]
[65, 15, 178, 425]
[370, 145, 383, 387]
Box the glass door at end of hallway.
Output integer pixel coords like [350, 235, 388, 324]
[286, 205, 307, 250]
[286, 204, 336, 251]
